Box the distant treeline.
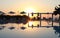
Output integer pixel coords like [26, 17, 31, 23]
[0, 15, 30, 24]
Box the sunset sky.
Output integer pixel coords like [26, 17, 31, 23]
[0, 0, 60, 13]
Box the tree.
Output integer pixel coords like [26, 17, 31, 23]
[20, 11, 26, 14]
[9, 11, 15, 14]
[53, 5, 60, 15]
[0, 11, 5, 15]
[53, 5, 60, 25]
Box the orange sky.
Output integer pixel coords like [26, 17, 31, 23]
[0, 0, 60, 13]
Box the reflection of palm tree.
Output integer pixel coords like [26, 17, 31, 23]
[53, 26, 60, 37]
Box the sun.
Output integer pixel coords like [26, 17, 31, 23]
[29, 21, 33, 26]
[24, 7, 36, 13]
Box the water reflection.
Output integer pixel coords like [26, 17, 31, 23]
[0, 20, 60, 38]
[53, 26, 60, 37]
[0, 26, 5, 30]
[20, 27, 26, 30]
[8, 27, 15, 30]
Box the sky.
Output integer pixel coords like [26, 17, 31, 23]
[0, 0, 60, 13]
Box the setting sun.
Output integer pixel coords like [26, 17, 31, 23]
[24, 7, 36, 13]
[29, 21, 33, 26]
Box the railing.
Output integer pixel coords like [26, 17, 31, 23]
[0, 13, 60, 28]
[27, 13, 60, 28]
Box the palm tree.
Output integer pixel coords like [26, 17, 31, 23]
[53, 5, 60, 15]
[53, 5, 60, 26]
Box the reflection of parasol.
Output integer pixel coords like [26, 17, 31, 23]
[20, 27, 26, 30]
[20, 24, 26, 30]
[9, 27, 15, 30]
[8, 24, 15, 30]
[0, 26, 5, 30]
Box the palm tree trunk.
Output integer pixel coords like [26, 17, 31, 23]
[52, 14, 53, 27]
[59, 14, 60, 26]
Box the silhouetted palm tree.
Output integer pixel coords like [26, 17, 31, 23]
[53, 5, 60, 15]
[20, 11, 26, 14]
[53, 5, 60, 25]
